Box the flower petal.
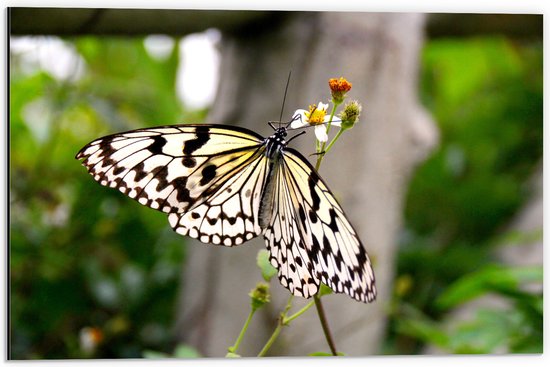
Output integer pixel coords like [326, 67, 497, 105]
[318, 101, 329, 110]
[326, 118, 342, 126]
[290, 110, 307, 128]
[314, 125, 328, 142]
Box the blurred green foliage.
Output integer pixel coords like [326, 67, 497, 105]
[10, 37, 207, 359]
[386, 37, 542, 354]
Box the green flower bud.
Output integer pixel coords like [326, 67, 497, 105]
[339, 100, 362, 130]
[249, 282, 271, 311]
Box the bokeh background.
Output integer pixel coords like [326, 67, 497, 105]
[9, 9, 542, 359]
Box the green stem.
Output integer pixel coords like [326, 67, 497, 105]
[228, 308, 255, 353]
[284, 294, 294, 313]
[285, 299, 315, 323]
[323, 128, 345, 156]
[258, 295, 294, 357]
[257, 321, 283, 357]
[316, 102, 340, 169]
[312, 120, 340, 356]
[314, 294, 338, 356]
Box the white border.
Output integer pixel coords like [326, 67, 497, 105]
[3, 1, 547, 367]
[2, 0, 547, 13]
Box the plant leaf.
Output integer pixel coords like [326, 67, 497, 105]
[173, 344, 201, 358]
[256, 249, 277, 281]
[436, 265, 542, 310]
[142, 350, 170, 359]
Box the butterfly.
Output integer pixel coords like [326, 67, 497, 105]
[76, 122, 376, 303]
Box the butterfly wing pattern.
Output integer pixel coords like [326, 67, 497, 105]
[76, 123, 376, 303]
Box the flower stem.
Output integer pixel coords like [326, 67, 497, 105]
[228, 308, 255, 354]
[258, 295, 294, 357]
[257, 320, 283, 357]
[314, 294, 338, 356]
[316, 102, 340, 169]
[323, 128, 344, 156]
[285, 299, 315, 323]
[312, 130, 340, 356]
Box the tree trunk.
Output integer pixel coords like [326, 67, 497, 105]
[175, 12, 438, 357]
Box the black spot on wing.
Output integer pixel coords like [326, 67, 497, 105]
[328, 208, 339, 232]
[176, 187, 191, 203]
[172, 176, 188, 188]
[354, 245, 368, 277]
[333, 249, 344, 272]
[308, 209, 318, 223]
[96, 136, 116, 158]
[172, 176, 191, 202]
[199, 165, 217, 186]
[183, 126, 210, 155]
[148, 135, 167, 154]
[101, 157, 116, 170]
[152, 166, 170, 191]
[321, 235, 332, 264]
[308, 174, 320, 211]
[298, 205, 306, 223]
[182, 156, 197, 168]
[311, 235, 321, 257]
[112, 165, 125, 175]
[133, 162, 147, 181]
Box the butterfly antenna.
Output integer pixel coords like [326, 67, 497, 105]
[278, 70, 292, 127]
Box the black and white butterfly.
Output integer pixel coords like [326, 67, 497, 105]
[76, 122, 376, 303]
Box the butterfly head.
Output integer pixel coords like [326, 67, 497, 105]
[264, 126, 289, 160]
[274, 127, 288, 140]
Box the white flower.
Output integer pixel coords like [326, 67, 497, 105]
[290, 102, 341, 142]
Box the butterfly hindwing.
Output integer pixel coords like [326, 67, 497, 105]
[262, 162, 320, 298]
[267, 148, 376, 303]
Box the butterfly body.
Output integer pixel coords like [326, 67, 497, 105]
[76, 123, 376, 303]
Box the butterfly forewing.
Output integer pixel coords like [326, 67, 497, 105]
[76, 125, 264, 214]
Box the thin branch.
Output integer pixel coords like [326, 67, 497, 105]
[314, 294, 338, 356]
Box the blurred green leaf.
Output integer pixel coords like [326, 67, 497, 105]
[436, 265, 542, 310]
[142, 350, 170, 359]
[173, 345, 201, 358]
[256, 249, 277, 281]
[394, 305, 450, 349]
[450, 309, 514, 353]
